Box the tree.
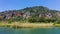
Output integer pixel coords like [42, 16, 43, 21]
[46, 18, 57, 23]
[56, 18, 60, 24]
[28, 16, 39, 23]
[38, 17, 46, 23]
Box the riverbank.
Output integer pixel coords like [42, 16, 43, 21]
[0, 23, 54, 28]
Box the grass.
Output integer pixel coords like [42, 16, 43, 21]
[0, 21, 60, 28]
[0, 22, 54, 28]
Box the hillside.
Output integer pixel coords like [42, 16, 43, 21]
[0, 6, 60, 18]
[0, 6, 60, 23]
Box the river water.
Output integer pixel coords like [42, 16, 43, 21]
[0, 27, 60, 34]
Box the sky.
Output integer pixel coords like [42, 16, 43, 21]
[0, 0, 60, 12]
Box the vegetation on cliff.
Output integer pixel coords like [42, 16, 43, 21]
[0, 6, 60, 24]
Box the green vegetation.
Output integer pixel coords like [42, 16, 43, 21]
[0, 6, 60, 27]
[28, 16, 58, 23]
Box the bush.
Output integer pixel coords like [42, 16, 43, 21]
[28, 17, 46, 23]
[56, 19, 60, 24]
[46, 18, 57, 23]
[38, 17, 46, 22]
[6, 19, 12, 23]
[28, 16, 57, 23]
[28, 17, 38, 23]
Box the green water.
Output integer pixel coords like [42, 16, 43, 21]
[0, 27, 60, 34]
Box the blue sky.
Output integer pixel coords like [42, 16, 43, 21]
[0, 0, 60, 12]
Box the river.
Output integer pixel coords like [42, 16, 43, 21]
[0, 27, 60, 34]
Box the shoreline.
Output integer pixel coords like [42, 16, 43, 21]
[0, 23, 54, 28]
